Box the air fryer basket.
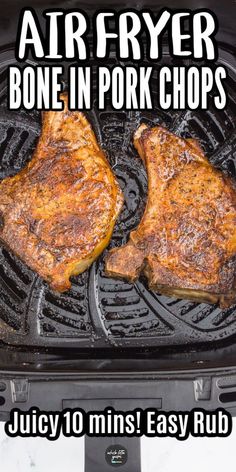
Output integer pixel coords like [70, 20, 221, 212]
[1, 50, 236, 353]
[0, 0, 235, 373]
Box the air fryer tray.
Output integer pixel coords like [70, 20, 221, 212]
[0, 44, 236, 350]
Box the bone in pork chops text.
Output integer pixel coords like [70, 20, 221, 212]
[7, 8, 227, 111]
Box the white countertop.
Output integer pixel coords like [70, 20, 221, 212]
[0, 419, 235, 471]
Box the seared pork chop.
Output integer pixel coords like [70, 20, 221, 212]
[0, 94, 123, 291]
[105, 125, 236, 308]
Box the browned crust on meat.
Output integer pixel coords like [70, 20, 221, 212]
[0, 94, 123, 291]
[105, 125, 236, 309]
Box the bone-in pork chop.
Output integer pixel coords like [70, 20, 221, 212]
[0, 94, 123, 291]
[105, 125, 236, 308]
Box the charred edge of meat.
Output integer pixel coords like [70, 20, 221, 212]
[0, 212, 4, 231]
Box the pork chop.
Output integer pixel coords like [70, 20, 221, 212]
[105, 124, 236, 308]
[0, 94, 123, 291]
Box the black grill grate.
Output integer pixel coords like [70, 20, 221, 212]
[0, 46, 236, 349]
